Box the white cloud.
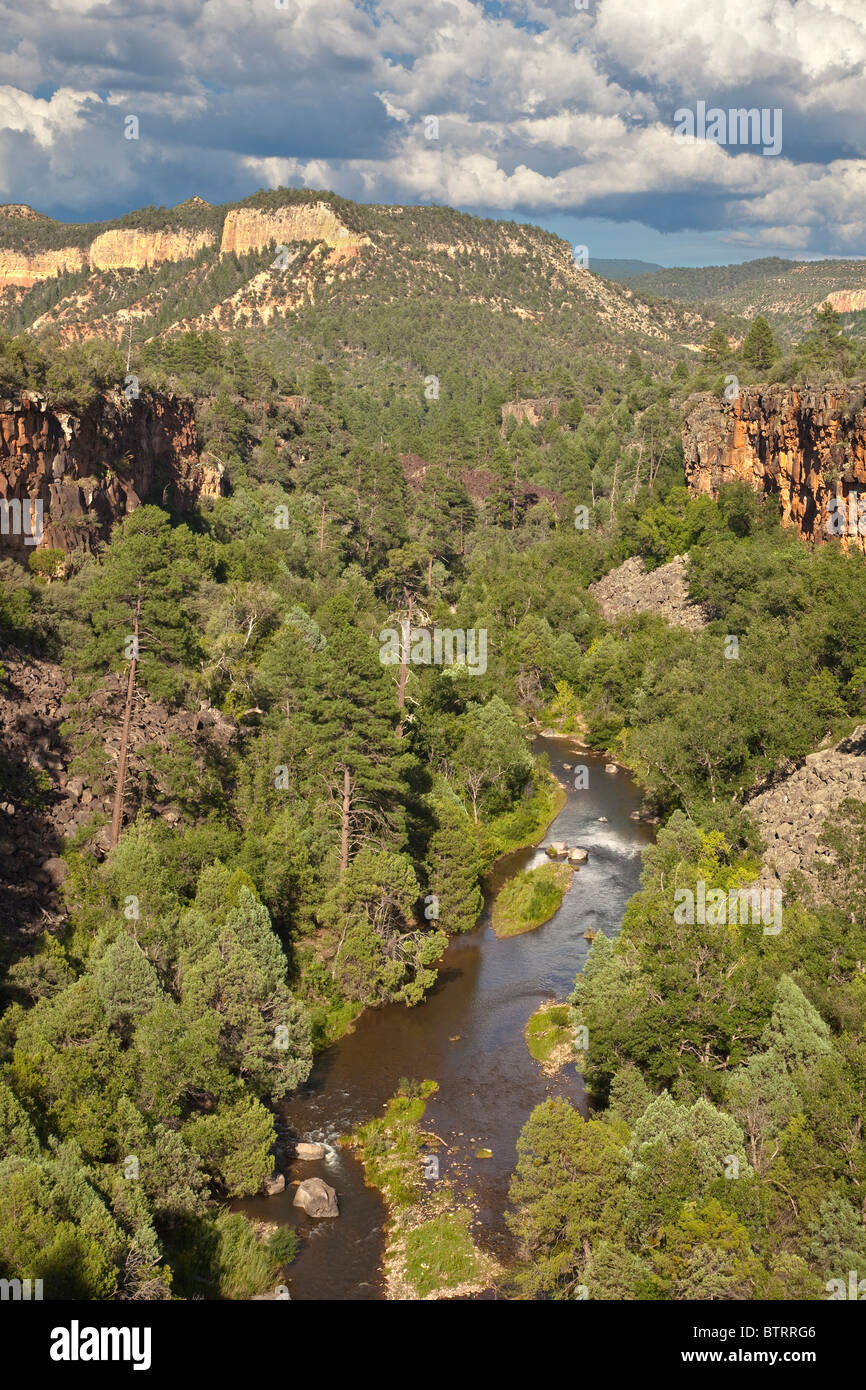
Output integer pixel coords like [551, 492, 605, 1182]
[0, 0, 862, 255]
[0, 86, 99, 150]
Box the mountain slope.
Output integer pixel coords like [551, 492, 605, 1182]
[628, 256, 866, 341]
[0, 189, 708, 381]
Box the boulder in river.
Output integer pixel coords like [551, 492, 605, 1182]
[597, 816, 608, 824]
[293, 1177, 339, 1218]
[295, 1142, 326, 1161]
[629, 811, 641, 821]
[547, 841, 568, 856]
[263, 1173, 286, 1197]
[605, 763, 618, 774]
[568, 847, 588, 863]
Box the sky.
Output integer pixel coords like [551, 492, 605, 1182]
[0, 0, 864, 267]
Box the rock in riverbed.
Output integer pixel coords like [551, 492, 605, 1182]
[263, 1173, 285, 1196]
[293, 1177, 339, 1218]
[295, 1142, 326, 1161]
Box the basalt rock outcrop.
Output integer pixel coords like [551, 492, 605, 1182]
[683, 384, 866, 554]
[745, 725, 866, 897]
[0, 390, 224, 559]
[589, 554, 709, 630]
[401, 452, 563, 518]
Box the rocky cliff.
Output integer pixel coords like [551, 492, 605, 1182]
[683, 384, 866, 553]
[219, 203, 370, 259]
[823, 290, 866, 314]
[88, 227, 216, 272]
[0, 391, 225, 559]
[500, 398, 560, 435]
[0, 246, 88, 289]
[0, 228, 216, 289]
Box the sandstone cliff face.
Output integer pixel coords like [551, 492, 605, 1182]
[824, 290, 866, 314]
[0, 391, 224, 558]
[0, 230, 216, 289]
[88, 227, 216, 271]
[0, 246, 88, 289]
[0, 203, 367, 292]
[683, 384, 866, 553]
[500, 398, 560, 434]
[219, 203, 370, 258]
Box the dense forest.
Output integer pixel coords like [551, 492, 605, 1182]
[1, 248, 865, 1302]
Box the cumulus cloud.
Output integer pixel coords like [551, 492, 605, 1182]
[0, 0, 862, 255]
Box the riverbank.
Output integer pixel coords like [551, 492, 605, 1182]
[305, 757, 567, 1052]
[479, 761, 567, 868]
[238, 738, 654, 1301]
[344, 1081, 501, 1300]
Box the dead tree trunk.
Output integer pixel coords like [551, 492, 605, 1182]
[339, 766, 352, 875]
[396, 591, 414, 736]
[110, 583, 141, 848]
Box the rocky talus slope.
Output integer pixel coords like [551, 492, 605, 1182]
[683, 384, 866, 553]
[589, 554, 709, 630]
[745, 725, 866, 896]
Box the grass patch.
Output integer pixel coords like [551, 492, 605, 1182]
[308, 997, 365, 1052]
[404, 1210, 484, 1299]
[345, 1079, 438, 1212]
[346, 1080, 501, 1300]
[491, 862, 573, 938]
[525, 1003, 573, 1063]
[480, 763, 566, 867]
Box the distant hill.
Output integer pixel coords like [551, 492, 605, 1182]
[0, 190, 710, 391]
[590, 258, 663, 281]
[626, 258, 799, 299]
[626, 256, 866, 341]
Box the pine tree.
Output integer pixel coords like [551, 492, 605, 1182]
[72, 507, 201, 844]
[425, 788, 483, 934]
[741, 315, 779, 371]
[702, 326, 730, 365]
[302, 595, 412, 874]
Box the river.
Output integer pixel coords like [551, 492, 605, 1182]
[235, 737, 654, 1298]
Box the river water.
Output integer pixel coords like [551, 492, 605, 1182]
[236, 738, 653, 1299]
